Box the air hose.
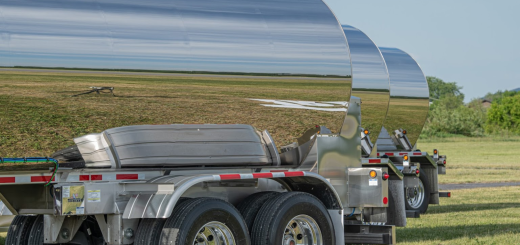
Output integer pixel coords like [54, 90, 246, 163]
[0, 157, 59, 186]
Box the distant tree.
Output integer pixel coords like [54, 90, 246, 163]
[486, 94, 520, 134]
[427, 76, 464, 101]
[483, 90, 519, 104]
[423, 94, 486, 137]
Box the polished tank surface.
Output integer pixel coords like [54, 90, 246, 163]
[0, 0, 353, 151]
[378, 47, 429, 148]
[342, 25, 390, 145]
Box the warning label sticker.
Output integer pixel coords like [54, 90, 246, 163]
[88, 190, 101, 202]
[369, 179, 378, 186]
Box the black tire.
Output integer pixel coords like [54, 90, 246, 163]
[6, 215, 37, 245]
[134, 218, 167, 245]
[405, 169, 431, 214]
[236, 192, 280, 232]
[51, 145, 83, 162]
[251, 192, 335, 245]
[27, 215, 44, 245]
[159, 198, 250, 245]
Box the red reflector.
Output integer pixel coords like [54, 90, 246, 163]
[368, 159, 381, 163]
[385, 153, 394, 156]
[31, 176, 54, 182]
[413, 152, 422, 156]
[383, 197, 388, 205]
[0, 177, 15, 183]
[80, 175, 90, 181]
[448, 192, 451, 197]
[377, 153, 380, 157]
[91, 175, 102, 181]
[443, 160, 446, 165]
[382, 172, 389, 180]
[284, 171, 305, 177]
[219, 174, 241, 180]
[399, 152, 407, 156]
[116, 174, 139, 180]
[416, 169, 420, 175]
[252, 173, 273, 179]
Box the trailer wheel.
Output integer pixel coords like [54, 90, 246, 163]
[134, 219, 166, 245]
[6, 215, 37, 245]
[236, 191, 280, 232]
[27, 215, 43, 245]
[250, 192, 334, 245]
[160, 198, 250, 245]
[135, 198, 189, 245]
[405, 169, 431, 214]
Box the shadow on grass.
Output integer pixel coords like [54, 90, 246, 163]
[428, 203, 520, 214]
[398, 223, 520, 243]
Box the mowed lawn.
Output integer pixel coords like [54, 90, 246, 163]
[397, 137, 520, 244]
[418, 137, 520, 184]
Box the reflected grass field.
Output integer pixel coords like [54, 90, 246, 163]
[0, 70, 352, 169]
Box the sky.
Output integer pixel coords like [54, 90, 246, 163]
[323, 0, 520, 102]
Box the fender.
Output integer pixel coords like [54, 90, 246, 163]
[123, 171, 343, 219]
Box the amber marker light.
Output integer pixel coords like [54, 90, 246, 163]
[402, 130, 407, 134]
[403, 155, 409, 161]
[364, 129, 369, 135]
[369, 170, 377, 178]
[434, 149, 438, 154]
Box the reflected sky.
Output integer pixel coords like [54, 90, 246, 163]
[379, 47, 429, 99]
[0, 0, 351, 77]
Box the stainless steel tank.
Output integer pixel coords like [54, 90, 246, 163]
[0, 0, 353, 149]
[377, 47, 430, 149]
[341, 25, 390, 145]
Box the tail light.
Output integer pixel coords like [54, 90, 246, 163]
[382, 172, 389, 180]
[415, 169, 420, 175]
[443, 160, 446, 165]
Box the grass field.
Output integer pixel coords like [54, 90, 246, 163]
[395, 137, 520, 244]
[418, 137, 520, 184]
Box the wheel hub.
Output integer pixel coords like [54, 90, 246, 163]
[282, 215, 322, 245]
[193, 221, 235, 245]
[406, 179, 425, 209]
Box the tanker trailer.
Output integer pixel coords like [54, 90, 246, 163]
[0, 0, 396, 244]
[341, 25, 407, 227]
[374, 47, 450, 215]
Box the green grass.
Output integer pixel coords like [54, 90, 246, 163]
[417, 137, 520, 184]
[397, 186, 520, 244]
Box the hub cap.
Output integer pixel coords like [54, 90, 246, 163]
[282, 215, 322, 245]
[406, 179, 425, 209]
[193, 221, 235, 245]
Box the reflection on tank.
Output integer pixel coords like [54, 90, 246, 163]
[0, 0, 353, 150]
[341, 25, 391, 146]
[378, 47, 430, 149]
[251, 99, 348, 112]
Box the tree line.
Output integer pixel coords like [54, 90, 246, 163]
[421, 76, 520, 137]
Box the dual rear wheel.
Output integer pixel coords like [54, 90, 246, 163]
[135, 192, 335, 245]
[6, 192, 335, 245]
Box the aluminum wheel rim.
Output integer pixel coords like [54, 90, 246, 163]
[282, 214, 323, 245]
[193, 221, 236, 245]
[406, 179, 425, 209]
